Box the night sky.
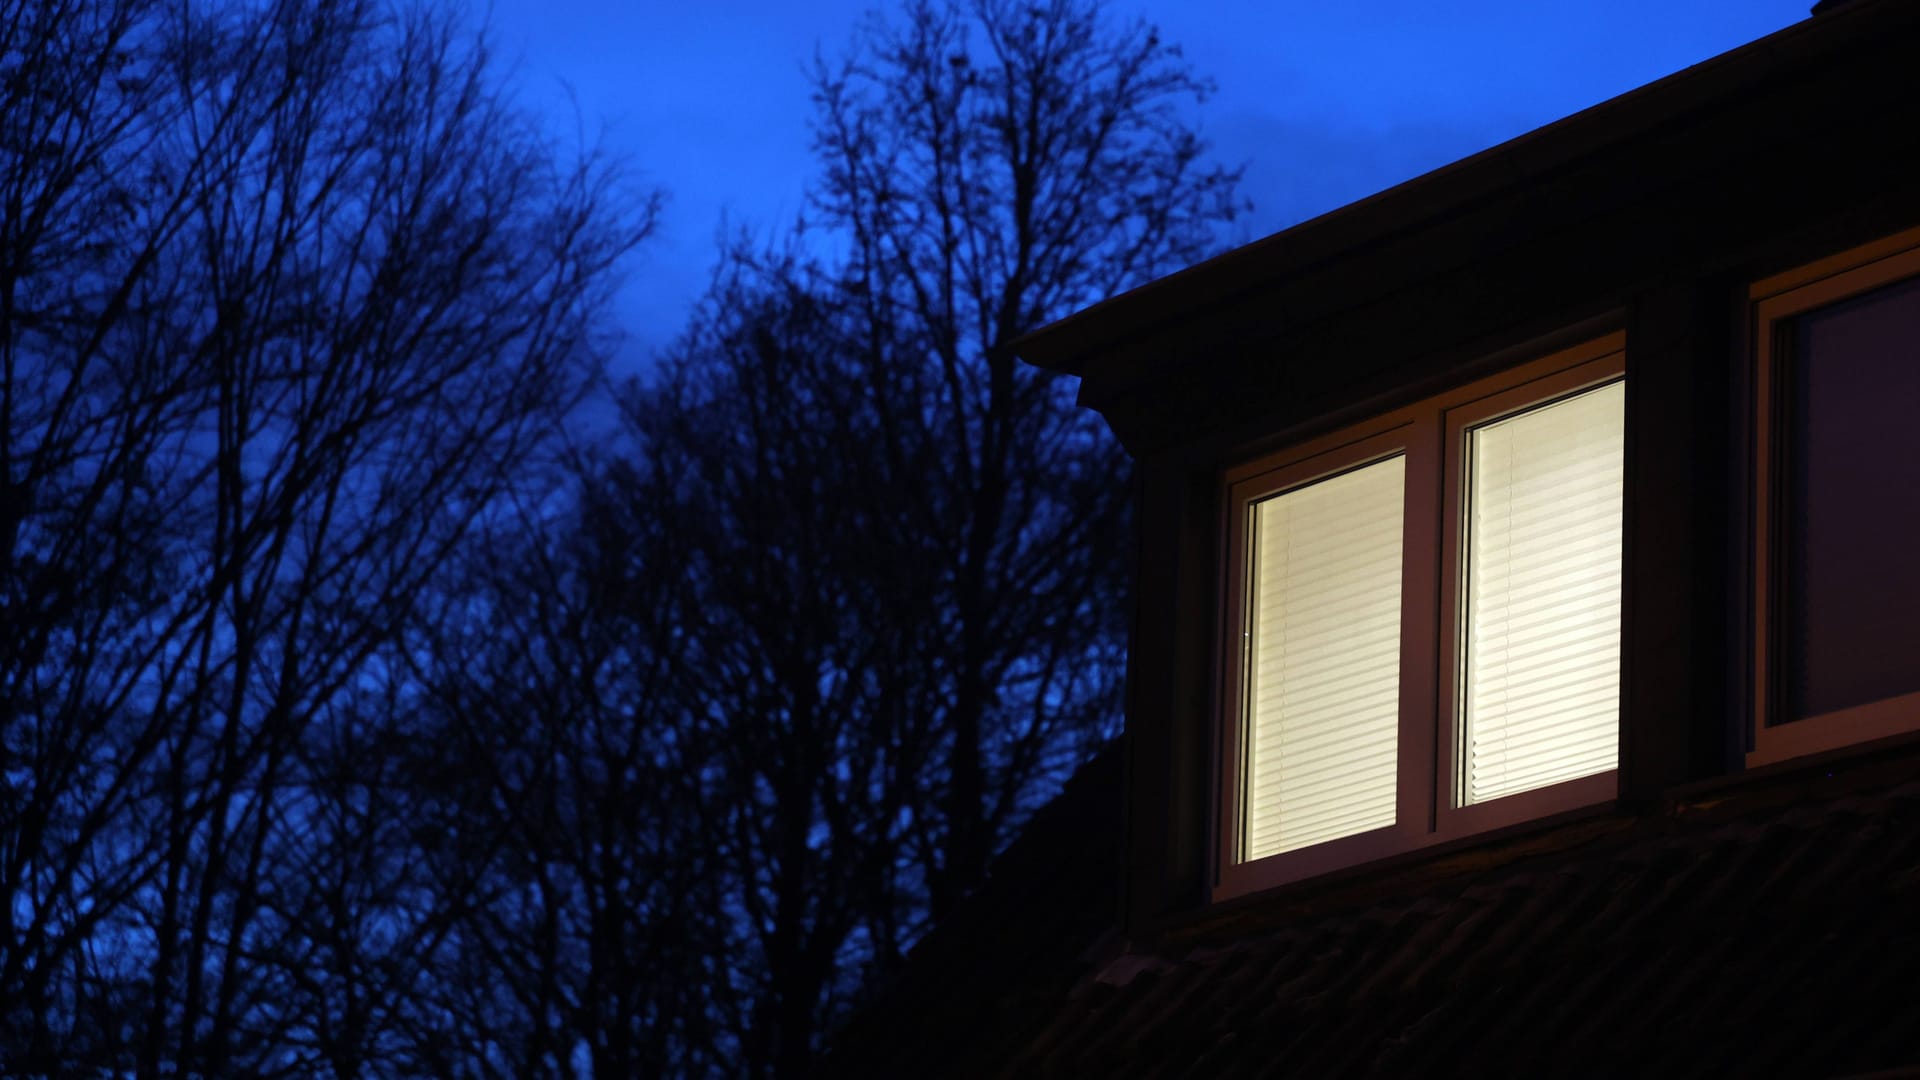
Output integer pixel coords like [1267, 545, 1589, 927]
[482, 0, 1813, 375]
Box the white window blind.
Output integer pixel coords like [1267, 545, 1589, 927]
[1460, 380, 1624, 805]
[1243, 455, 1404, 860]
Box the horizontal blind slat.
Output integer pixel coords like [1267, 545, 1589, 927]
[1462, 381, 1624, 806]
[1244, 455, 1404, 859]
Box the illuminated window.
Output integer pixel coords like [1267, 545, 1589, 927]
[1458, 382, 1624, 806]
[1242, 454, 1405, 859]
[1219, 338, 1624, 898]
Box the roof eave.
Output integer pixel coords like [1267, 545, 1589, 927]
[1015, 0, 1906, 377]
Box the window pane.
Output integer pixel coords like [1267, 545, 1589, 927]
[1461, 382, 1623, 806]
[1787, 274, 1920, 720]
[1243, 456, 1404, 860]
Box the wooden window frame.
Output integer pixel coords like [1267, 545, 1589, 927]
[1215, 334, 1625, 902]
[1748, 226, 1920, 768]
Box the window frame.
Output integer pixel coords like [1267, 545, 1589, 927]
[1215, 334, 1626, 901]
[1436, 359, 1626, 839]
[1748, 226, 1920, 768]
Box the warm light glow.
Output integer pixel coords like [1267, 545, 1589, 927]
[1460, 381, 1624, 805]
[1243, 456, 1404, 859]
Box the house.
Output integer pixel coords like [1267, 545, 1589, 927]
[825, 0, 1920, 1074]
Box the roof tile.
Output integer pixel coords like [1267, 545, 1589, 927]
[824, 744, 1920, 1078]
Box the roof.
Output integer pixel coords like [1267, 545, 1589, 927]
[1016, 0, 1912, 378]
[820, 748, 1125, 1078]
[822, 736, 1920, 1078]
[1014, 0, 1920, 457]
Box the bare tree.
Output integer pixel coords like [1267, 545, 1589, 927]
[396, 478, 737, 1078]
[806, 0, 1243, 909]
[5, 0, 1238, 1074]
[557, 3, 1244, 1067]
[0, 0, 652, 1073]
[617, 252, 946, 1076]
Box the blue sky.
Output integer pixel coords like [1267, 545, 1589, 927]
[480, 0, 1813, 374]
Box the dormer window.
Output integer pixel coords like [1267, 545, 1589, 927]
[1453, 377, 1625, 806]
[1236, 448, 1405, 860]
[1218, 337, 1625, 897]
[1751, 227, 1920, 766]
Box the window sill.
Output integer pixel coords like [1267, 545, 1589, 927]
[1178, 727, 1920, 946]
[1748, 691, 1920, 768]
[1212, 769, 1618, 903]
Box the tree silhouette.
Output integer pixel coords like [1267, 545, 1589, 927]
[563, 0, 1246, 1070]
[4, 0, 1241, 1074]
[810, 0, 1246, 910]
[0, 0, 651, 1072]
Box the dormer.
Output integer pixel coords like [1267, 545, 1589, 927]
[1017, 0, 1920, 924]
